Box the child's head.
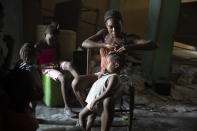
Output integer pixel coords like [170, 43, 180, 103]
[20, 43, 37, 64]
[44, 22, 59, 46]
[105, 52, 125, 73]
[104, 10, 123, 38]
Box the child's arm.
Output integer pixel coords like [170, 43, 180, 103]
[97, 68, 106, 79]
[89, 74, 119, 110]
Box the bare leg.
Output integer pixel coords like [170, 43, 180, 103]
[61, 61, 98, 107]
[72, 75, 97, 107]
[57, 74, 69, 108]
[60, 61, 79, 78]
[79, 107, 92, 130]
[86, 113, 97, 131]
[101, 97, 115, 131]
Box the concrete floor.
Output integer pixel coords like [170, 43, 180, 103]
[36, 46, 197, 131]
[36, 103, 197, 131]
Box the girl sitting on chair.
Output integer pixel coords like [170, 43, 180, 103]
[61, 52, 126, 131]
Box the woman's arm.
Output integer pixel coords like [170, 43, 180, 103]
[90, 75, 119, 110]
[128, 39, 157, 50]
[82, 29, 116, 50]
[117, 34, 158, 53]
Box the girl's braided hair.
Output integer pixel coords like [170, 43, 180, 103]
[107, 52, 125, 70]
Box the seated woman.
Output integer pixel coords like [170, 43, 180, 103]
[72, 9, 157, 107]
[70, 9, 157, 131]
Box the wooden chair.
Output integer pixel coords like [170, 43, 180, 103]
[86, 48, 135, 131]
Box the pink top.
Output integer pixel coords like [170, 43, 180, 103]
[38, 48, 56, 64]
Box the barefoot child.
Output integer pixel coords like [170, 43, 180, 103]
[78, 52, 125, 131]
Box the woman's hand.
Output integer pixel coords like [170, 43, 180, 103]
[116, 46, 126, 53]
[104, 43, 117, 51]
[116, 45, 128, 53]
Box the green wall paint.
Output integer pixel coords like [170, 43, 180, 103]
[142, 0, 180, 79]
[142, 0, 162, 75]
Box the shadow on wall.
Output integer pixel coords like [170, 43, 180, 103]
[1, 0, 23, 67]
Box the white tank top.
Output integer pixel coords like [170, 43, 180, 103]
[85, 73, 119, 110]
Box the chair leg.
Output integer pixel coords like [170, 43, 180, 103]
[120, 97, 123, 114]
[129, 85, 135, 131]
[86, 48, 91, 75]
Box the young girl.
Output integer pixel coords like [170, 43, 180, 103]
[78, 52, 125, 131]
[16, 43, 44, 112]
[35, 22, 78, 117]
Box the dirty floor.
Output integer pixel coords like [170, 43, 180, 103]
[36, 96, 197, 131]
